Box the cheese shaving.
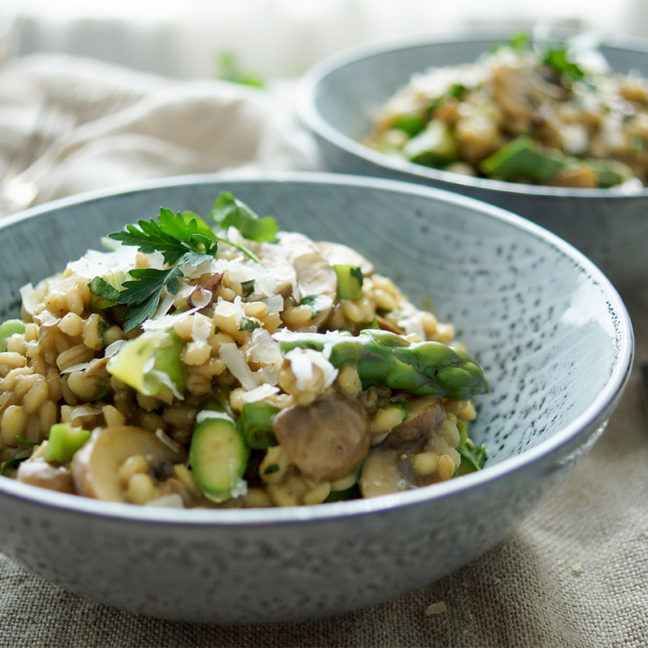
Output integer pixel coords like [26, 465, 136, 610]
[219, 342, 258, 390]
[237, 384, 279, 403]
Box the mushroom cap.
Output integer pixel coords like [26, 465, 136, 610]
[72, 426, 186, 502]
[272, 393, 370, 483]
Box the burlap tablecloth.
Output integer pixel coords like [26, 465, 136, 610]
[0, 54, 645, 648]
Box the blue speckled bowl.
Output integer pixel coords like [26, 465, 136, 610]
[0, 173, 633, 623]
[297, 35, 648, 296]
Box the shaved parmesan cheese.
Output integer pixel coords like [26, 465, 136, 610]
[189, 288, 212, 311]
[219, 342, 258, 390]
[142, 309, 200, 333]
[34, 310, 60, 328]
[178, 258, 218, 279]
[397, 305, 426, 340]
[214, 297, 244, 322]
[263, 294, 284, 313]
[104, 339, 127, 358]
[195, 409, 231, 424]
[254, 365, 279, 386]
[68, 404, 103, 419]
[192, 313, 213, 343]
[155, 429, 185, 455]
[248, 328, 282, 365]
[237, 384, 279, 403]
[67, 246, 138, 280]
[60, 361, 93, 375]
[150, 369, 183, 400]
[154, 290, 176, 319]
[284, 348, 338, 391]
[19, 283, 38, 316]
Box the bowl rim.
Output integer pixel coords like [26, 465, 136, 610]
[0, 171, 635, 526]
[295, 31, 648, 200]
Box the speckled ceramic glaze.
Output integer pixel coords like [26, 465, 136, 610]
[297, 36, 648, 296]
[0, 174, 633, 623]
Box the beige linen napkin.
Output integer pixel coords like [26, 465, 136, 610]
[0, 53, 645, 648]
[0, 53, 317, 214]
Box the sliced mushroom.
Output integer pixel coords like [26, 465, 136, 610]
[291, 250, 337, 328]
[72, 426, 186, 502]
[491, 62, 540, 125]
[17, 458, 75, 494]
[272, 394, 370, 482]
[375, 314, 404, 334]
[383, 397, 445, 450]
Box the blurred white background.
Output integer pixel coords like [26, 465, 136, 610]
[1, 0, 648, 78]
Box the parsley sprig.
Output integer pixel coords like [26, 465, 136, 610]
[103, 192, 278, 332]
[109, 208, 220, 264]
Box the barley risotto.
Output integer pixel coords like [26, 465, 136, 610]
[369, 32, 648, 189]
[0, 192, 488, 508]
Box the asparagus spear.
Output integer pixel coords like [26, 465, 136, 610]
[275, 329, 488, 399]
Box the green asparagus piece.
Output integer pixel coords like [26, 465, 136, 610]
[333, 265, 363, 300]
[275, 329, 489, 399]
[238, 401, 279, 449]
[403, 121, 459, 167]
[480, 135, 568, 183]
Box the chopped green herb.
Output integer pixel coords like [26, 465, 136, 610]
[263, 463, 280, 475]
[238, 318, 261, 332]
[241, 279, 256, 298]
[456, 420, 487, 475]
[0, 455, 29, 476]
[88, 276, 122, 307]
[300, 295, 318, 307]
[325, 484, 361, 502]
[16, 435, 36, 447]
[300, 294, 323, 319]
[542, 46, 585, 83]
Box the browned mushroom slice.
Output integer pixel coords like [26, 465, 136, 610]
[272, 394, 370, 482]
[383, 397, 445, 449]
[71, 426, 186, 502]
[17, 458, 75, 494]
[374, 314, 404, 334]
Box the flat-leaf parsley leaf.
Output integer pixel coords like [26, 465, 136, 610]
[103, 194, 279, 332]
[210, 192, 278, 242]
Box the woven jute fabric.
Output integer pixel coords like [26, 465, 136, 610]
[0, 298, 645, 647]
